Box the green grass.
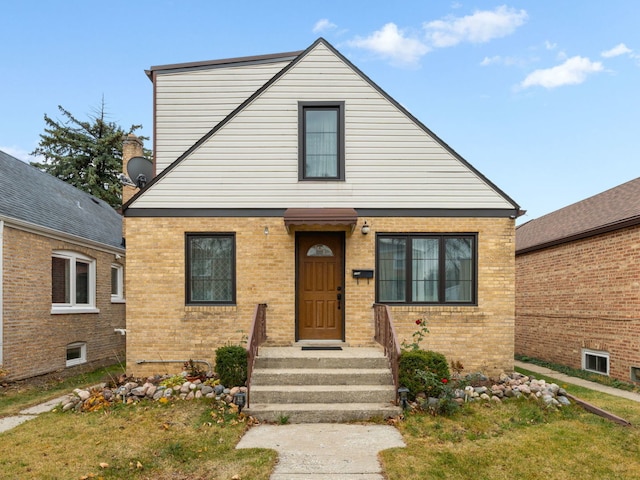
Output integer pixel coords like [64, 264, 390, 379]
[382, 369, 640, 479]
[0, 400, 276, 479]
[516, 355, 640, 393]
[0, 364, 126, 417]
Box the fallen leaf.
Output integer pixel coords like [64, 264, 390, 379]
[99, 462, 109, 469]
[136, 461, 143, 469]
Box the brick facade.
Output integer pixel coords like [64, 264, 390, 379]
[515, 224, 640, 383]
[2, 226, 126, 380]
[125, 215, 515, 378]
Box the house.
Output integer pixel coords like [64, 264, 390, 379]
[0, 150, 126, 381]
[515, 178, 640, 384]
[123, 38, 521, 380]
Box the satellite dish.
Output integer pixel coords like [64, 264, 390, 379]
[126, 156, 153, 189]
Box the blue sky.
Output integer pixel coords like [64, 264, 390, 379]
[1, 1, 638, 222]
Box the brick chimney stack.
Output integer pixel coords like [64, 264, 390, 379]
[122, 134, 145, 206]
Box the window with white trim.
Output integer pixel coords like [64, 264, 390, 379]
[111, 264, 124, 302]
[51, 251, 98, 313]
[66, 342, 87, 367]
[582, 349, 609, 375]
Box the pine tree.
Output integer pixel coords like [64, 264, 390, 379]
[31, 101, 147, 208]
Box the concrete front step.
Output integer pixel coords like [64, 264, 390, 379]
[250, 384, 396, 404]
[244, 402, 402, 424]
[251, 368, 392, 386]
[247, 346, 400, 423]
[255, 347, 389, 370]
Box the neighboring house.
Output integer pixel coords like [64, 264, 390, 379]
[123, 38, 521, 378]
[516, 178, 640, 384]
[0, 150, 126, 381]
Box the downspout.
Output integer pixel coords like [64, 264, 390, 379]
[0, 220, 4, 366]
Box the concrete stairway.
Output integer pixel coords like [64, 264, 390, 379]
[245, 345, 401, 423]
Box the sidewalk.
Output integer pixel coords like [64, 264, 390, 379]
[0, 393, 74, 434]
[236, 423, 405, 480]
[514, 360, 640, 403]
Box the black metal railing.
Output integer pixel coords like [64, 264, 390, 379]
[246, 303, 267, 407]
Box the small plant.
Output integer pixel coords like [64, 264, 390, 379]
[277, 415, 290, 425]
[0, 367, 9, 383]
[215, 345, 247, 387]
[398, 349, 450, 400]
[160, 374, 186, 388]
[184, 359, 207, 379]
[401, 317, 430, 351]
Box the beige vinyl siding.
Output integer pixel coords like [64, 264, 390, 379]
[154, 60, 291, 173]
[137, 43, 513, 210]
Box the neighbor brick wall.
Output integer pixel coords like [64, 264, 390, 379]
[515, 224, 640, 383]
[125, 216, 515, 378]
[2, 226, 126, 380]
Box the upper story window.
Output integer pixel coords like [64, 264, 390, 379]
[111, 263, 125, 303]
[298, 101, 345, 181]
[186, 233, 236, 305]
[376, 234, 477, 305]
[51, 251, 98, 314]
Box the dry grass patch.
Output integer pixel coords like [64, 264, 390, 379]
[382, 372, 640, 480]
[0, 400, 276, 479]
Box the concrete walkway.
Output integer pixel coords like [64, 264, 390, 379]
[236, 423, 405, 480]
[0, 393, 74, 434]
[514, 360, 640, 403]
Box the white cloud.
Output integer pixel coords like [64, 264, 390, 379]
[545, 40, 557, 50]
[424, 5, 528, 48]
[520, 56, 603, 89]
[480, 55, 523, 67]
[313, 19, 337, 34]
[347, 23, 430, 67]
[0, 145, 34, 162]
[601, 43, 632, 58]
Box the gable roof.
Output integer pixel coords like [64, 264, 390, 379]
[125, 38, 520, 214]
[0, 150, 124, 251]
[516, 177, 640, 254]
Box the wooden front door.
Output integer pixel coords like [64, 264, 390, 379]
[297, 232, 344, 341]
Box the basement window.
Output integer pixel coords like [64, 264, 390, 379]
[582, 349, 609, 375]
[66, 342, 87, 367]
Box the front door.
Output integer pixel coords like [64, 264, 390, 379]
[297, 232, 344, 341]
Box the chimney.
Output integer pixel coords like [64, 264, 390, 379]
[122, 134, 145, 205]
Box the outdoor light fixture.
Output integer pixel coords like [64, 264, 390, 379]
[361, 220, 370, 235]
[264, 226, 269, 235]
[233, 391, 246, 413]
[398, 386, 410, 410]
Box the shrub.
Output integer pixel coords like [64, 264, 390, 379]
[399, 350, 450, 400]
[215, 345, 247, 387]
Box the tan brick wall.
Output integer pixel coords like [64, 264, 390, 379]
[125, 216, 515, 378]
[2, 226, 126, 380]
[515, 224, 640, 384]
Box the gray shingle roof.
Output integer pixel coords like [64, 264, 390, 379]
[0, 150, 123, 250]
[516, 177, 640, 254]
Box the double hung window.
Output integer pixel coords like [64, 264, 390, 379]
[299, 102, 345, 180]
[51, 251, 97, 313]
[111, 264, 124, 302]
[377, 234, 476, 305]
[186, 234, 235, 305]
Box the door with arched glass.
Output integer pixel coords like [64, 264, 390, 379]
[296, 232, 344, 340]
